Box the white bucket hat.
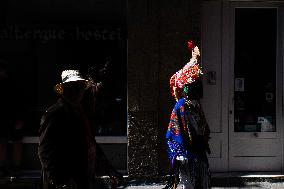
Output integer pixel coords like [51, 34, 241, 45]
[54, 70, 91, 95]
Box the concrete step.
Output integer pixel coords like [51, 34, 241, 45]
[211, 172, 284, 188]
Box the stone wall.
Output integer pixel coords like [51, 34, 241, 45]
[127, 0, 202, 179]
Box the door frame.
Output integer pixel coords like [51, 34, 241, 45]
[222, 0, 284, 171]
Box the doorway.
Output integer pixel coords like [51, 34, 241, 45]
[225, 2, 284, 171]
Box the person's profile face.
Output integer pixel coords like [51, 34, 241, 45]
[62, 81, 87, 103]
[186, 79, 203, 100]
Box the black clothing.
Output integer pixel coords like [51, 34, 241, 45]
[38, 98, 89, 189]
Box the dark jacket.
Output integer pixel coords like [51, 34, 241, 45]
[38, 98, 89, 189]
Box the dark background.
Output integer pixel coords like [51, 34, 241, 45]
[0, 0, 205, 178]
[0, 0, 127, 136]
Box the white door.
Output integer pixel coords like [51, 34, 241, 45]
[224, 2, 284, 171]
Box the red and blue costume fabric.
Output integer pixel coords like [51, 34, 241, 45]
[166, 97, 211, 188]
[166, 98, 195, 167]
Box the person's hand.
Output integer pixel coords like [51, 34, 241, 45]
[109, 169, 126, 188]
[110, 176, 118, 189]
[176, 156, 188, 164]
[14, 120, 24, 130]
[192, 46, 200, 60]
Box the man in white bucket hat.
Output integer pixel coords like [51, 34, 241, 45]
[38, 69, 95, 189]
[38, 68, 124, 189]
[54, 70, 91, 99]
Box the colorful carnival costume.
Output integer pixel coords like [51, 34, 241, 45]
[166, 41, 211, 189]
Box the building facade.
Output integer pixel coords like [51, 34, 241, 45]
[1, 0, 284, 180]
[128, 0, 284, 178]
[202, 1, 284, 172]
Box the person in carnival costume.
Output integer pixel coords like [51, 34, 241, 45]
[165, 40, 211, 189]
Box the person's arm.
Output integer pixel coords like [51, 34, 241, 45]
[198, 102, 211, 154]
[38, 115, 68, 186]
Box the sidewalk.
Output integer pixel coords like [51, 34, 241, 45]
[125, 172, 284, 189]
[1, 171, 284, 188]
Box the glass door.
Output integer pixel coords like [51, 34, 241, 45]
[227, 2, 284, 171]
[234, 8, 276, 134]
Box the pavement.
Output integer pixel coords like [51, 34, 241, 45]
[1, 171, 284, 188]
[125, 175, 284, 189]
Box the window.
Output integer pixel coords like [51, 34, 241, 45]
[234, 8, 277, 132]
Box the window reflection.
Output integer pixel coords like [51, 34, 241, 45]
[234, 8, 277, 132]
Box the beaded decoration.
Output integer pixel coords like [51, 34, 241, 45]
[170, 40, 203, 100]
